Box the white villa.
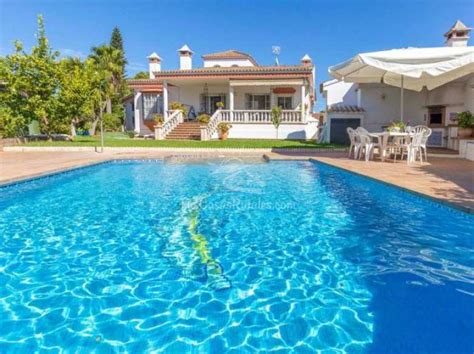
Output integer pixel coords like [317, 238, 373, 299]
[124, 47, 318, 140]
[321, 20, 474, 153]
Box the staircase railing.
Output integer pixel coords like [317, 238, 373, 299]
[155, 110, 183, 140]
[200, 109, 222, 141]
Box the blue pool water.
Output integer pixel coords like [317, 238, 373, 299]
[0, 159, 473, 353]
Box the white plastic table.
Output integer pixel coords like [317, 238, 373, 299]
[369, 131, 412, 162]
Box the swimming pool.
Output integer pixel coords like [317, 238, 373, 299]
[0, 159, 472, 352]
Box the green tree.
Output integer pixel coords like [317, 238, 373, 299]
[132, 71, 149, 79]
[271, 106, 282, 139]
[110, 26, 125, 75]
[0, 15, 66, 137]
[58, 58, 99, 136]
[88, 45, 125, 134]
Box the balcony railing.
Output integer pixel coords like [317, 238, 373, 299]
[219, 110, 303, 123]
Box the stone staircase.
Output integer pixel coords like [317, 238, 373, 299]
[166, 121, 202, 140]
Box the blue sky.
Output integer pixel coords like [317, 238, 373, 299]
[1, 0, 473, 110]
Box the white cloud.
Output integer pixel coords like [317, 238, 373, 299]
[59, 48, 86, 59]
[127, 61, 147, 74]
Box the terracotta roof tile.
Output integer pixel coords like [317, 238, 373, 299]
[202, 50, 258, 65]
[328, 105, 365, 113]
[152, 65, 312, 79]
[127, 80, 163, 91]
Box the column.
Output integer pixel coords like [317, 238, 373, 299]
[270, 87, 275, 108]
[134, 91, 141, 134]
[301, 83, 306, 123]
[357, 86, 362, 107]
[163, 80, 169, 120]
[229, 85, 234, 121]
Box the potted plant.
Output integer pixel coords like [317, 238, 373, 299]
[153, 114, 164, 126]
[457, 111, 473, 138]
[216, 101, 225, 109]
[198, 114, 210, 124]
[217, 122, 232, 140]
[387, 120, 406, 132]
[170, 101, 188, 117]
[271, 106, 282, 139]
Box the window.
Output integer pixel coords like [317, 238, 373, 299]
[142, 93, 162, 120]
[428, 106, 444, 126]
[200, 94, 226, 114]
[246, 94, 270, 110]
[277, 96, 293, 109]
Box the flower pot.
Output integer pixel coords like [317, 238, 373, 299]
[219, 131, 229, 140]
[458, 127, 473, 138]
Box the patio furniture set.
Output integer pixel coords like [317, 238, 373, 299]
[347, 126, 432, 164]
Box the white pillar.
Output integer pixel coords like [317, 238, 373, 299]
[357, 86, 362, 107]
[400, 75, 404, 122]
[163, 81, 169, 119]
[229, 85, 234, 121]
[301, 83, 306, 122]
[270, 87, 275, 108]
[134, 91, 141, 134]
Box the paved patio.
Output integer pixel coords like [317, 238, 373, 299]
[1, 151, 473, 213]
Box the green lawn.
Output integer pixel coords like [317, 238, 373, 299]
[23, 133, 343, 149]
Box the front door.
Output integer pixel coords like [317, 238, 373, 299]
[209, 96, 223, 114]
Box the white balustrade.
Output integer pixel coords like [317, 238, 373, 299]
[201, 109, 222, 141]
[155, 110, 183, 140]
[219, 110, 302, 123]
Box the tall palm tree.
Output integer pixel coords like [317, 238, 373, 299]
[89, 45, 124, 114]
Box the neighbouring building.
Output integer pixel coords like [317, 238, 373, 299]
[321, 20, 474, 151]
[124, 47, 318, 140]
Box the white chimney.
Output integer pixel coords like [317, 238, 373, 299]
[301, 54, 312, 67]
[445, 20, 471, 47]
[147, 52, 161, 79]
[178, 44, 193, 70]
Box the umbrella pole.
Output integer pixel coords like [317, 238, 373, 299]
[400, 75, 404, 122]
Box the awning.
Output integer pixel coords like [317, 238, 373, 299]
[329, 47, 474, 92]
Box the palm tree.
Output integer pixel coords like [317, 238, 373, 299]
[89, 45, 124, 114]
[88, 45, 125, 141]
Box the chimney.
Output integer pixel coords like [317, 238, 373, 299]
[147, 52, 161, 79]
[301, 54, 312, 66]
[178, 44, 193, 70]
[445, 20, 471, 47]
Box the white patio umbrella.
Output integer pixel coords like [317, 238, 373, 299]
[329, 47, 474, 121]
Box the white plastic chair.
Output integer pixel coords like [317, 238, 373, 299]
[413, 125, 432, 162]
[347, 127, 361, 159]
[401, 130, 425, 164]
[357, 131, 380, 161]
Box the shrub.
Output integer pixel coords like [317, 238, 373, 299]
[458, 111, 473, 128]
[154, 114, 164, 124]
[0, 107, 27, 138]
[170, 101, 188, 117]
[217, 122, 232, 133]
[103, 113, 122, 131]
[198, 114, 210, 124]
[125, 130, 135, 138]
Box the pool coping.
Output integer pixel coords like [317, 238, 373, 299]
[2, 146, 347, 153]
[1, 156, 472, 215]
